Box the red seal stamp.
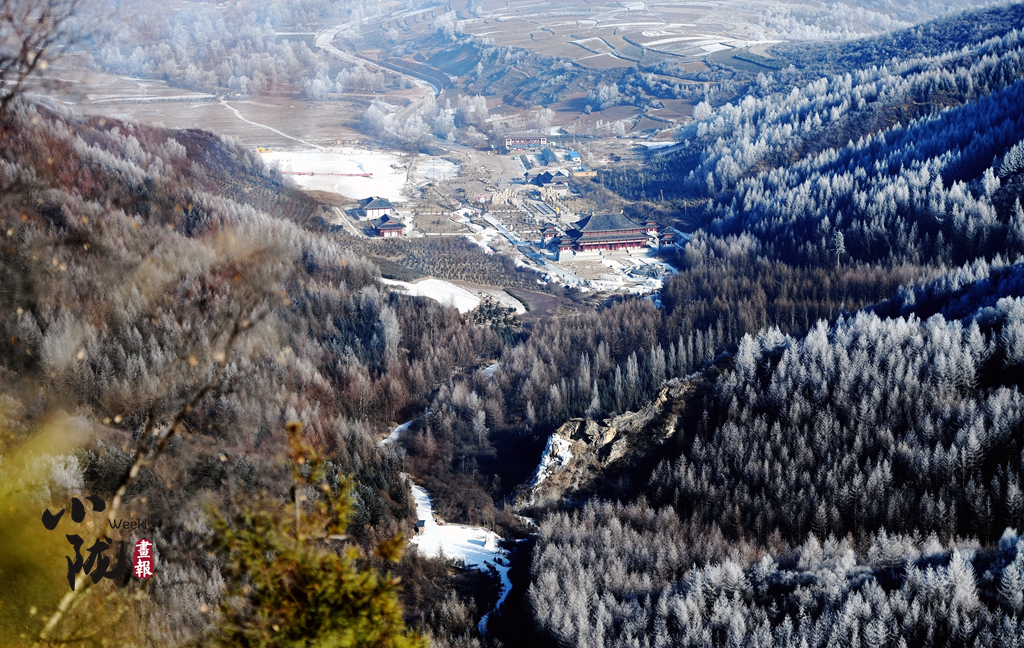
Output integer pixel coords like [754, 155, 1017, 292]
[133, 538, 154, 579]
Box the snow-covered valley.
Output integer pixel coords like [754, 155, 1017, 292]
[408, 482, 514, 636]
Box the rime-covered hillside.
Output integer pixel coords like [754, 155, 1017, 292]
[0, 98, 508, 645]
[509, 7, 1024, 647]
[608, 3, 1024, 275]
[524, 257, 1024, 648]
[7, 3, 1024, 647]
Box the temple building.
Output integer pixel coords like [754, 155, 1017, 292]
[531, 169, 571, 187]
[358, 196, 395, 220]
[555, 213, 658, 260]
[540, 222, 561, 243]
[371, 214, 406, 238]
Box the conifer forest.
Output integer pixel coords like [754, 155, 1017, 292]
[3, 0, 1024, 647]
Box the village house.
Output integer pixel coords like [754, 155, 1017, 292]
[505, 134, 548, 150]
[570, 166, 597, 179]
[531, 169, 571, 187]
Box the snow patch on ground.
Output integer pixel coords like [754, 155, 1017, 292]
[467, 285, 527, 314]
[529, 434, 574, 489]
[470, 227, 498, 255]
[379, 278, 481, 313]
[259, 149, 408, 202]
[378, 416, 424, 446]
[412, 157, 459, 182]
[408, 483, 512, 636]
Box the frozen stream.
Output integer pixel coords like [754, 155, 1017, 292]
[383, 410, 530, 637]
[408, 481, 513, 636]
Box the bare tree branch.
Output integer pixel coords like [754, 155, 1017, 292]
[0, 0, 84, 119]
[37, 307, 267, 644]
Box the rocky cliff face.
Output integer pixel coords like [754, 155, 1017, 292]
[512, 377, 699, 509]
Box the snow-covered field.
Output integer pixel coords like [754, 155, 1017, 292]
[380, 278, 481, 313]
[409, 484, 506, 568]
[468, 286, 527, 314]
[379, 278, 482, 313]
[408, 483, 512, 635]
[412, 156, 460, 182]
[380, 277, 526, 315]
[259, 149, 408, 202]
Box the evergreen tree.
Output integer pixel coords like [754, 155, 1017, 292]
[1010, 198, 1024, 252]
[997, 541, 1024, 615]
[209, 422, 425, 648]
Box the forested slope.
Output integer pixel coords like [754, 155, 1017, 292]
[771, 2, 1024, 77]
[526, 258, 1024, 648]
[506, 7, 1024, 647]
[86, 0, 387, 97]
[608, 2, 1024, 234]
[8, 3, 1024, 645]
[0, 98, 499, 645]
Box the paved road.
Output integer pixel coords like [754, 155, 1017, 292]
[314, 23, 440, 128]
[334, 207, 367, 238]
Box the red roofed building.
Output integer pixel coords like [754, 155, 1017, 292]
[371, 214, 406, 238]
[540, 222, 560, 243]
[556, 213, 654, 259]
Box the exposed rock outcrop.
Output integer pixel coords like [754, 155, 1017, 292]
[512, 378, 698, 509]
